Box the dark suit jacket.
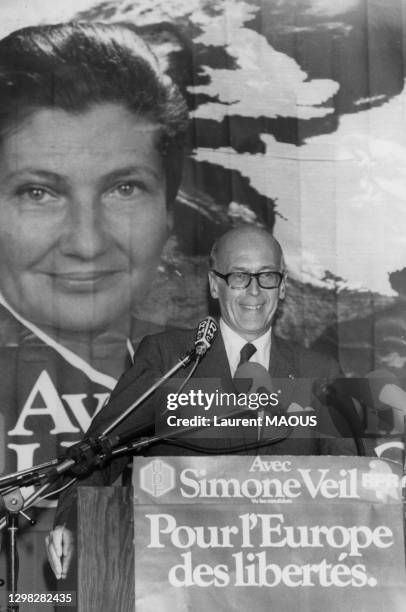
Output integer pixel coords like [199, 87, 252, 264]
[55, 328, 355, 525]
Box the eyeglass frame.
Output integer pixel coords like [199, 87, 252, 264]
[210, 269, 284, 289]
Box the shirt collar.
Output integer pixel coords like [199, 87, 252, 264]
[219, 318, 272, 376]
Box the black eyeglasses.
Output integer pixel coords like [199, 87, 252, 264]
[211, 270, 284, 289]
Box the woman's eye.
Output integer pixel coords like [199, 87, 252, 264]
[29, 188, 47, 200]
[17, 186, 57, 204]
[109, 182, 142, 198]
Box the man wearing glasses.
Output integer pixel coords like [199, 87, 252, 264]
[208, 225, 286, 377]
[49, 225, 354, 580]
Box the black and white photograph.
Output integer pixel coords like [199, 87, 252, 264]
[0, 1, 405, 610]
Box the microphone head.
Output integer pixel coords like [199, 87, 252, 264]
[233, 362, 273, 394]
[365, 369, 398, 381]
[195, 316, 218, 357]
[323, 369, 404, 438]
[324, 371, 398, 410]
[366, 370, 406, 429]
[362, 369, 401, 412]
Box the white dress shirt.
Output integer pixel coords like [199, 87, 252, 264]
[219, 318, 272, 377]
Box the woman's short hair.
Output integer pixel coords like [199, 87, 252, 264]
[0, 21, 189, 206]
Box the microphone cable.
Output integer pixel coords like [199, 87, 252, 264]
[149, 429, 293, 455]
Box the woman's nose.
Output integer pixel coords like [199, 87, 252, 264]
[59, 196, 108, 259]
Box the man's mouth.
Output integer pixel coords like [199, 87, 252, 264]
[240, 304, 263, 310]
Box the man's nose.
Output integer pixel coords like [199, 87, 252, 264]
[60, 195, 108, 259]
[247, 276, 260, 296]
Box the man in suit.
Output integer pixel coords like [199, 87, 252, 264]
[47, 225, 355, 578]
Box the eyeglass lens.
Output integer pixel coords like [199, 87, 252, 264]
[228, 272, 280, 289]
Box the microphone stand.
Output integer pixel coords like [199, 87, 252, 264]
[0, 406, 289, 609]
[3, 489, 23, 612]
[102, 351, 196, 436]
[1, 338, 287, 602]
[0, 470, 70, 612]
[0, 349, 198, 607]
[55, 349, 199, 476]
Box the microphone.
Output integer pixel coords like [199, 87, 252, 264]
[365, 369, 406, 406]
[365, 370, 406, 432]
[326, 370, 406, 410]
[324, 370, 406, 435]
[231, 362, 291, 446]
[233, 361, 274, 395]
[320, 378, 366, 443]
[232, 361, 282, 417]
[194, 316, 218, 357]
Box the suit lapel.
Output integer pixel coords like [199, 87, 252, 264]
[268, 334, 298, 416]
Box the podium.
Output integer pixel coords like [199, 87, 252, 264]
[75, 456, 406, 612]
[77, 487, 134, 612]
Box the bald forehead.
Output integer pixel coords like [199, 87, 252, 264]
[213, 227, 283, 272]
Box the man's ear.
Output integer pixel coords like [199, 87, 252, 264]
[208, 270, 219, 299]
[279, 273, 287, 300]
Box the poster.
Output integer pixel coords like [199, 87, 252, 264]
[133, 456, 406, 611]
[0, 0, 405, 609]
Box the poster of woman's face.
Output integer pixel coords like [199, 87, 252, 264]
[0, 18, 187, 344]
[0, 0, 405, 606]
[0, 105, 168, 333]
